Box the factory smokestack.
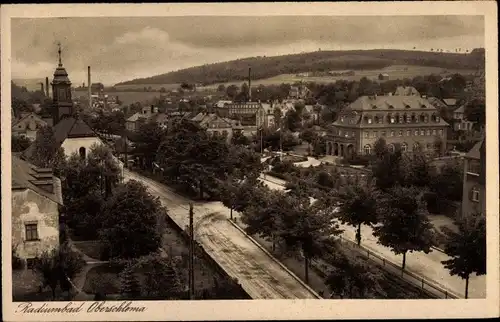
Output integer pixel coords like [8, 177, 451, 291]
[40, 82, 44, 94]
[248, 67, 252, 103]
[88, 66, 92, 110]
[45, 77, 49, 98]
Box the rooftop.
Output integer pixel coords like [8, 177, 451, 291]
[12, 155, 63, 205]
[348, 94, 436, 111]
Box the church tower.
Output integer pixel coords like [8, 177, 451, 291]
[51, 43, 73, 125]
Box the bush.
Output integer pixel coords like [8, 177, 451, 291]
[12, 247, 25, 270]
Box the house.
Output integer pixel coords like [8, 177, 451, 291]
[11, 112, 48, 140]
[192, 113, 235, 142]
[461, 138, 485, 217]
[217, 102, 267, 127]
[452, 105, 475, 132]
[12, 156, 63, 267]
[289, 85, 310, 100]
[326, 86, 449, 158]
[125, 106, 160, 131]
[378, 73, 389, 80]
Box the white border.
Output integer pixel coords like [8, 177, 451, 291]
[1, 2, 499, 321]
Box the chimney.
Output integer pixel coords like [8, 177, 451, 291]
[40, 82, 44, 94]
[88, 66, 92, 110]
[45, 77, 49, 98]
[248, 67, 252, 103]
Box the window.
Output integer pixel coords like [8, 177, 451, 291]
[426, 143, 432, 150]
[406, 130, 411, 136]
[352, 131, 355, 137]
[398, 130, 403, 136]
[390, 131, 395, 137]
[420, 114, 425, 122]
[471, 187, 480, 202]
[364, 132, 369, 138]
[373, 131, 378, 138]
[26, 258, 36, 269]
[439, 129, 443, 135]
[79, 147, 86, 160]
[374, 116, 379, 123]
[388, 144, 395, 153]
[401, 143, 408, 152]
[432, 129, 437, 135]
[364, 144, 371, 155]
[436, 116, 441, 122]
[399, 115, 404, 123]
[339, 130, 343, 136]
[405, 114, 411, 123]
[413, 142, 420, 152]
[420, 129, 425, 136]
[381, 131, 386, 137]
[414, 129, 419, 136]
[25, 223, 39, 241]
[426, 129, 431, 136]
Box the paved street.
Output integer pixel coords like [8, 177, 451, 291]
[124, 169, 319, 299]
[258, 174, 487, 299]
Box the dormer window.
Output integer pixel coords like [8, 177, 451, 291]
[367, 117, 372, 124]
[405, 105, 411, 109]
[374, 115, 379, 123]
[421, 104, 427, 109]
[388, 105, 394, 109]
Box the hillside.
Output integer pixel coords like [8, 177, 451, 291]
[116, 48, 485, 86]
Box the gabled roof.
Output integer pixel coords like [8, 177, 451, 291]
[127, 112, 145, 122]
[454, 105, 466, 113]
[12, 112, 48, 128]
[466, 138, 485, 160]
[348, 95, 435, 111]
[12, 155, 63, 205]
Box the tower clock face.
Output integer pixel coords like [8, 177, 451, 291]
[58, 88, 67, 101]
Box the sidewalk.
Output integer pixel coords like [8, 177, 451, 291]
[259, 174, 487, 299]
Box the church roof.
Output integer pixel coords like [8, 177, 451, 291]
[23, 116, 98, 159]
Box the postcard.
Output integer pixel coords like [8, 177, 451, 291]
[1, 2, 499, 321]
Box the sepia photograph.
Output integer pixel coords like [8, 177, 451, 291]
[1, 2, 499, 321]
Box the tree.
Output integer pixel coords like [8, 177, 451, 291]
[441, 212, 486, 299]
[156, 119, 231, 198]
[33, 243, 85, 299]
[134, 121, 167, 170]
[99, 180, 163, 259]
[373, 137, 388, 159]
[231, 131, 250, 146]
[119, 263, 141, 298]
[373, 186, 435, 270]
[337, 182, 379, 246]
[372, 142, 403, 191]
[217, 84, 226, 92]
[25, 125, 66, 176]
[226, 85, 239, 100]
[399, 152, 432, 188]
[325, 250, 385, 299]
[227, 145, 263, 181]
[11, 135, 32, 152]
[285, 109, 301, 132]
[430, 160, 463, 202]
[133, 252, 182, 299]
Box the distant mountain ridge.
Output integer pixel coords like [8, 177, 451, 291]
[116, 48, 485, 86]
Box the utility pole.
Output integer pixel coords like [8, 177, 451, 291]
[188, 204, 195, 299]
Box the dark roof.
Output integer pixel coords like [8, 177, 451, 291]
[12, 155, 63, 205]
[348, 95, 437, 111]
[24, 115, 98, 159]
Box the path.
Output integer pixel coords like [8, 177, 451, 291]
[258, 174, 486, 299]
[124, 169, 319, 299]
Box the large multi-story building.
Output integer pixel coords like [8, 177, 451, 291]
[461, 138, 486, 217]
[326, 87, 449, 158]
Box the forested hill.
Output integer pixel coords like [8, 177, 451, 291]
[117, 48, 485, 86]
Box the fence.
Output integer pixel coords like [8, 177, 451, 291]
[336, 236, 460, 299]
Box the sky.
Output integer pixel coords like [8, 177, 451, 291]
[11, 16, 485, 86]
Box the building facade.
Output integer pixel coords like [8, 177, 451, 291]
[11, 112, 48, 140]
[217, 102, 267, 127]
[461, 138, 486, 217]
[12, 156, 62, 267]
[326, 87, 449, 158]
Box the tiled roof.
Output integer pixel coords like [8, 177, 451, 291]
[348, 95, 436, 111]
[12, 155, 63, 205]
[454, 105, 466, 113]
[12, 112, 48, 128]
[127, 113, 144, 122]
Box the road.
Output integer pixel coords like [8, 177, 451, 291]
[258, 174, 486, 299]
[124, 169, 319, 299]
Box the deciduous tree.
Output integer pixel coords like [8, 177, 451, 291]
[442, 212, 486, 298]
[373, 186, 435, 270]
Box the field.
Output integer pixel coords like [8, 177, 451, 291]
[111, 65, 478, 93]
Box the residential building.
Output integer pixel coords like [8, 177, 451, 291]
[125, 106, 160, 131]
[12, 156, 63, 267]
[192, 113, 235, 142]
[11, 112, 48, 140]
[217, 102, 267, 127]
[452, 104, 475, 132]
[461, 138, 485, 217]
[326, 86, 449, 158]
[378, 73, 389, 80]
[289, 85, 310, 99]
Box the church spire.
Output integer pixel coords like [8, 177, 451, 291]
[57, 42, 62, 67]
